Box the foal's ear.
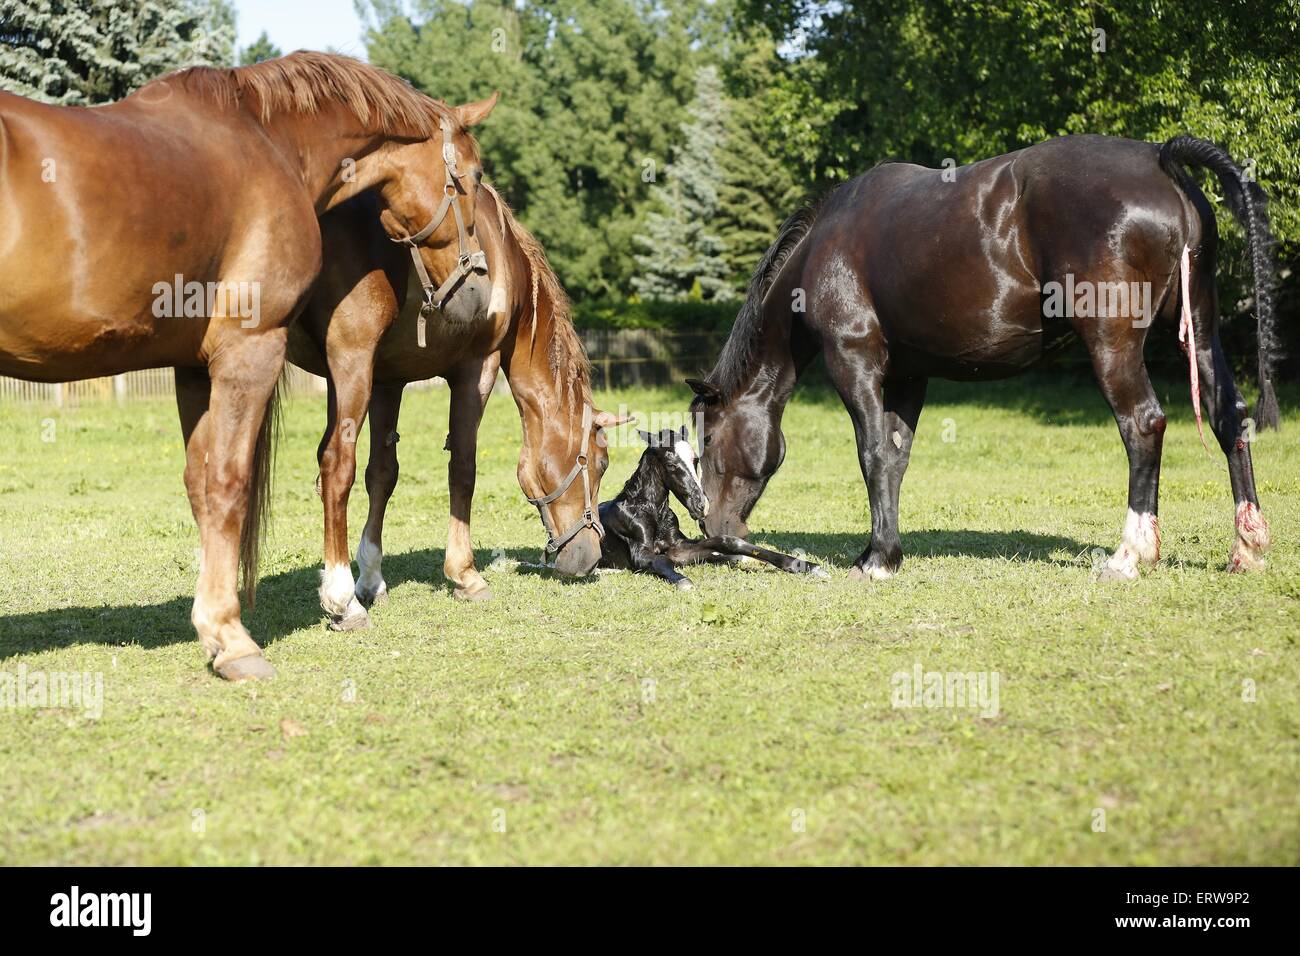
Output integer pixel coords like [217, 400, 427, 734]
[685, 378, 720, 403]
[637, 429, 654, 446]
[679, 424, 689, 440]
[454, 90, 500, 128]
[593, 409, 635, 429]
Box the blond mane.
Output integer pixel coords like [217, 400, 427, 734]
[165, 50, 454, 136]
[483, 184, 592, 409]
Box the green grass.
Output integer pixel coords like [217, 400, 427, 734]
[1, 375, 1297, 865]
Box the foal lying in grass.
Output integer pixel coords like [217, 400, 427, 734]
[597, 426, 828, 589]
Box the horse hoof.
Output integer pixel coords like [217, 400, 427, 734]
[809, 565, 831, 581]
[356, 585, 388, 608]
[215, 654, 276, 683]
[454, 586, 493, 602]
[674, 578, 694, 591]
[848, 564, 892, 582]
[329, 608, 372, 632]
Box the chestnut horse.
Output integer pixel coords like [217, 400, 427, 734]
[690, 134, 1278, 581]
[0, 52, 496, 680]
[289, 184, 623, 629]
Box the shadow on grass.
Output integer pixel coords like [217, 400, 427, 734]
[0, 547, 587, 661]
[752, 529, 1099, 569]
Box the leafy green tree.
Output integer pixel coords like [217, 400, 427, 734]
[714, 34, 803, 290]
[0, 0, 236, 105]
[633, 66, 731, 301]
[362, 0, 718, 298]
[239, 29, 282, 66]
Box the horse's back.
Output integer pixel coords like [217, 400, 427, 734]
[802, 135, 1190, 377]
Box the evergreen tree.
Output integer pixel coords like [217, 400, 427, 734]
[714, 36, 802, 293]
[0, 0, 235, 106]
[632, 65, 731, 301]
[239, 30, 282, 66]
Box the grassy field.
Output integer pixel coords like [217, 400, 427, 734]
[0, 374, 1297, 865]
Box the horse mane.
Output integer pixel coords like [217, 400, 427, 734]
[483, 183, 592, 410]
[165, 51, 453, 137]
[700, 199, 821, 402]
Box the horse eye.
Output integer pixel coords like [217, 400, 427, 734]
[703, 435, 712, 447]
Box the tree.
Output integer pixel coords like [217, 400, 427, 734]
[239, 29, 281, 66]
[0, 0, 235, 105]
[633, 66, 731, 301]
[362, 0, 716, 298]
[714, 34, 803, 291]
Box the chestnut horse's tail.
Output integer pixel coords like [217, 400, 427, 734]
[241, 370, 285, 607]
[1159, 134, 1281, 429]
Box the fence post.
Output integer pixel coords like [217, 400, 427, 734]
[113, 374, 126, 405]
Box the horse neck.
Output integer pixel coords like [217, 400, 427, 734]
[619, 450, 666, 508]
[500, 250, 589, 458]
[726, 288, 814, 423]
[263, 105, 415, 215]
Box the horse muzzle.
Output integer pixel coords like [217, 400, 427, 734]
[552, 526, 601, 577]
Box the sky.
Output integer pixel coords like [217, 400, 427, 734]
[232, 0, 371, 60]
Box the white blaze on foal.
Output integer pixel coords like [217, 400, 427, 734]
[673, 436, 709, 516]
[1103, 509, 1160, 580]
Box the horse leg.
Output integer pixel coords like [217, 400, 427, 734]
[444, 354, 500, 601]
[1180, 272, 1271, 571]
[1089, 346, 1165, 582]
[354, 383, 405, 607]
[318, 361, 374, 630]
[176, 366, 212, 571]
[668, 535, 829, 578]
[821, 334, 901, 580]
[191, 333, 286, 681]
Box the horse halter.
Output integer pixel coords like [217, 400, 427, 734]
[525, 404, 603, 555]
[389, 117, 489, 347]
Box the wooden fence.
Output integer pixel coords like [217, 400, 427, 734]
[0, 330, 726, 405]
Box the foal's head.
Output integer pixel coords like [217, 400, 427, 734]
[639, 425, 710, 524]
[687, 379, 784, 538]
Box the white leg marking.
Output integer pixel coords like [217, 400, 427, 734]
[319, 563, 359, 617]
[1104, 509, 1160, 580]
[1229, 501, 1271, 572]
[355, 535, 387, 600]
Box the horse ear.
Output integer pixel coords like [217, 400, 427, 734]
[593, 409, 635, 428]
[637, 429, 654, 446]
[454, 91, 500, 128]
[685, 378, 720, 403]
[679, 423, 689, 439]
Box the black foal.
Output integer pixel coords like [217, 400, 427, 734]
[598, 426, 827, 589]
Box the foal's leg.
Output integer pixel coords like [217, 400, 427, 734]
[443, 354, 500, 601]
[317, 360, 375, 630]
[190, 333, 287, 680]
[1088, 345, 1166, 582]
[1188, 270, 1272, 570]
[668, 535, 829, 578]
[354, 383, 405, 607]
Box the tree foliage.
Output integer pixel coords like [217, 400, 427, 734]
[0, 0, 235, 105]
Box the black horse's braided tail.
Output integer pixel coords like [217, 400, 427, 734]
[1159, 134, 1281, 429]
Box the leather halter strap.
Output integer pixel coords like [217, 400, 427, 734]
[389, 117, 489, 346]
[525, 404, 603, 555]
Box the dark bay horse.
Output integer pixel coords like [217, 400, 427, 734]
[289, 183, 626, 628]
[0, 52, 496, 680]
[689, 134, 1278, 581]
